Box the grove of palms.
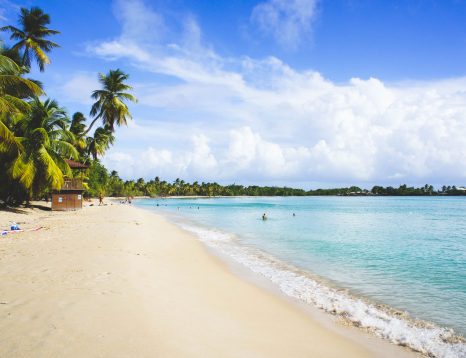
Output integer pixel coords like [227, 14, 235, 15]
[0, 6, 136, 206]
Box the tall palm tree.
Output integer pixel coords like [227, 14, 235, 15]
[86, 69, 137, 134]
[9, 97, 78, 197]
[86, 126, 115, 160]
[0, 7, 59, 71]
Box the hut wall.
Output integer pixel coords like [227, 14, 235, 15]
[52, 192, 83, 211]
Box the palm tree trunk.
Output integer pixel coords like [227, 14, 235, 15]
[21, 47, 28, 68]
[83, 117, 99, 136]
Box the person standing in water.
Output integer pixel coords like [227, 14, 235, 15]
[262, 213, 267, 220]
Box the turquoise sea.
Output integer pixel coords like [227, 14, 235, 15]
[135, 196, 466, 357]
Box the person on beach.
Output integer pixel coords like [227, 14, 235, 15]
[99, 194, 103, 206]
[262, 213, 267, 220]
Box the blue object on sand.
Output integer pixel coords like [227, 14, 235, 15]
[10, 223, 20, 230]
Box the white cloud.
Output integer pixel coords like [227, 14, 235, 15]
[251, 0, 319, 49]
[113, 0, 166, 43]
[92, 0, 466, 186]
[61, 72, 99, 105]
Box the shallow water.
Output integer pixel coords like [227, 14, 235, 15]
[136, 196, 466, 357]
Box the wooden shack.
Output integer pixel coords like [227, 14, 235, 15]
[51, 159, 88, 211]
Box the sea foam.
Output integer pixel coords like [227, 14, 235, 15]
[179, 222, 466, 358]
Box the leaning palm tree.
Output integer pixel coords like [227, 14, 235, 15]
[0, 7, 59, 71]
[9, 97, 78, 197]
[86, 126, 115, 160]
[85, 69, 137, 134]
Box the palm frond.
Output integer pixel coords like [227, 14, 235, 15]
[37, 146, 64, 190]
[0, 119, 23, 153]
[11, 153, 35, 190]
[0, 95, 30, 114]
[52, 140, 79, 159]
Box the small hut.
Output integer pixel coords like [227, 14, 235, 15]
[51, 159, 88, 211]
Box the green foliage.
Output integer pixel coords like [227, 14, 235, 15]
[84, 171, 466, 198]
[86, 69, 137, 133]
[86, 126, 114, 160]
[0, 54, 43, 114]
[2, 97, 79, 199]
[86, 161, 109, 197]
[0, 5, 138, 206]
[0, 7, 60, 71]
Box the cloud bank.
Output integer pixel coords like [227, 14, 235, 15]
[82, 0, 466, 186]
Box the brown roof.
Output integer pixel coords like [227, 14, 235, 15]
[65, 159, 89, 169]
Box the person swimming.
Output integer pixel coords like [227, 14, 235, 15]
[293, 213, 296, 217]
[262, 213, 267, 220]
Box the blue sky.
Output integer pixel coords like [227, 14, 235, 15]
[1, 0, 466, 187]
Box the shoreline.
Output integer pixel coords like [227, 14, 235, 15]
[1, 202, 418, 357]
[138, 202, 466, 358]
[136, 197, 466, 357]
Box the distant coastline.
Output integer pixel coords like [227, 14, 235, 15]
[96, 172, 466, 198]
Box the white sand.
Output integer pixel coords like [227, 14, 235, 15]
[0, 202, 417, 357]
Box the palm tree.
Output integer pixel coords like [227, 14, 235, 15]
[86, 69, 137, 134]
[86, 126, 115, 160]
[0, 7, 60, 71]
[69, 112, 88, 156]
[8, 97, 78, 197]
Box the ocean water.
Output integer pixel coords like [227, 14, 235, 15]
[135, 196, 466, 357]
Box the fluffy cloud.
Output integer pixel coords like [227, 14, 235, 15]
[61, 72, 99, 105]
[251, 0, 319, 49]
[92, 0, 466, 186]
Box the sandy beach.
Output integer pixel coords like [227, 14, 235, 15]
[0, 202, 417, 358]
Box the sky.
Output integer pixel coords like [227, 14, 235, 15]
[1, 0, 466, 188]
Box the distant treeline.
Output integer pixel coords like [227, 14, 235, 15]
[87, 162, 466, 197]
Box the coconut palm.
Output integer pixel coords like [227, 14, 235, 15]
[69, 112, 88, 156]
[70, 112, 87, 136]
[86, 126, 115, 160]
[8, 97, 78, 197]
[86, 69, 137, 134]
[0, 7, 59, 72]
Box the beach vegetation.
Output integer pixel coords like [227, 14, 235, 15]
[80, 170, 466, 198]
[0, 6, 136, 207]
[0, 7, 60, 72]
[86, 69, 137, 134]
